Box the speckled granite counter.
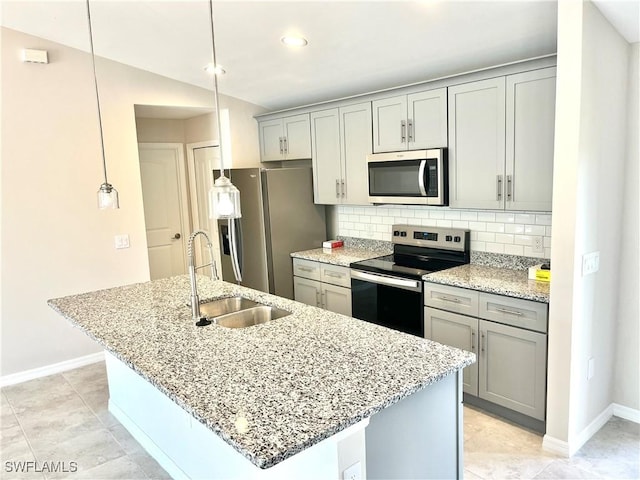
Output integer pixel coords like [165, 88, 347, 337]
[48, 276, 474, 469]
[290, 245, 391, 267]
[424, 264, 550, 303]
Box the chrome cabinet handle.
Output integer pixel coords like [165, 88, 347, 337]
[283, 136, 288, 154]
[315, 289, 320, 307]
[279, 137, 283, 154]
[408, 119, 413, 142]
[437, 295, 461, 304]
[325, 271, 344, 278]
[336, 179, 340, 198]
[401, 120, 406, 143]
[481, 332, 486, 353]
[471, 330, 476, 351]
[507, 175, 513, 200]
[173, 233, 181, 240]
[495, 307, 524, 316]
[341, 179, 345, 198]
[298, 266, 314, 273]
[496, 175, 503, 201]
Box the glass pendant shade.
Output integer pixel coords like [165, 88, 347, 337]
[209, 175, 241, 219]
[97, 182, 119, 209]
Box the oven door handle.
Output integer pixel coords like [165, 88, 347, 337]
[418, 160, 427, 196]
[351, 270, 422, 292]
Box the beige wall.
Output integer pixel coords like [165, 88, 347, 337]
[0, 27, 262, 376]
[614, 42, 640, 411]
[546, 1, 634, 453]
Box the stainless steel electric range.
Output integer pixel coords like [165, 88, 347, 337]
[350, 224, 470, 337]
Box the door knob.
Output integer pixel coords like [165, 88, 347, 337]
[173, 233, 181, 239]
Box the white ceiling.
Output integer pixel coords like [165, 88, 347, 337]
[0, 1, 635, 111]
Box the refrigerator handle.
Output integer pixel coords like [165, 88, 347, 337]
[227, 218, 242, 283]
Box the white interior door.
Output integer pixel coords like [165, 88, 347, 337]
[188, 145, 222, 276]
[139, 143, 190, 280]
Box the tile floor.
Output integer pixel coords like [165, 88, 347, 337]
[1, 361, 638, 479]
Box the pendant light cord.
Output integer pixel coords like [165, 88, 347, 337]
[85, 0, 109, 187]
[208, 0, 226, 177]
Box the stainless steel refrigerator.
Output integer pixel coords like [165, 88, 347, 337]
[215, 167, 326, 299]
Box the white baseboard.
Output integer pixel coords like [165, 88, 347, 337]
[542, 434, 570, 457]
[613, 403, 640, 423]
[543, 402, 635, 458]
[0, 352, 105, 387]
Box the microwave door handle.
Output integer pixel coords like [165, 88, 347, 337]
[418, 160, 427, 196]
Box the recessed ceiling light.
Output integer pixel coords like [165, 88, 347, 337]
[204, 63, 226, 75]
[281, 35, 308, 47]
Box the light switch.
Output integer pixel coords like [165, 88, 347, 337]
[582, 251, 600, 276]
[115, 234, 130, 249]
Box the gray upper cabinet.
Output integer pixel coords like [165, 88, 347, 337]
[372, 88, 447, 153]
[311, 102, 372, 205]
[506, 68, 556, 211]
[259, 113, 311, 162]
[448, 77, 506, 210]
[448, 67, 556, 211]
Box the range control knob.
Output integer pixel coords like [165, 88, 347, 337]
[393, 230, 400, 236]
[454, 236, 461, 243]
[446, 235, 453, 242]
[400, 231, 407, 237]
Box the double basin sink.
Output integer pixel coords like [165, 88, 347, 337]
[197, 297, 291, 329]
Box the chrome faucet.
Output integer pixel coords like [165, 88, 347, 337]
[187, 230, 218, 325]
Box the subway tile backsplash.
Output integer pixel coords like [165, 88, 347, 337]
[336, 205, 552, 259]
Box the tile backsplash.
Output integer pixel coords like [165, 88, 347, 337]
[336, 205, 552, 259]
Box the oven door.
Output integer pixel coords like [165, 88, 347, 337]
[350, 270, 424, 337]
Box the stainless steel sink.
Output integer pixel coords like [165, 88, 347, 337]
[215, 305, 291, 328]
[199, 297, 259, 318]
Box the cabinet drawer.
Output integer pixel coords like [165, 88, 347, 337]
[320, 264, 350, 287]
[479, 293, 548, 333]
[292, 258, 321, 281]
[424, 283, 479, 316]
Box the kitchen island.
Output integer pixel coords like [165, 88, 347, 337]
[48, 276, 475, 479]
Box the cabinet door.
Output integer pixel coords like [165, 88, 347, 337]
[283, 114, 311, 160]
[293, 276, 320, 307]
[478, 320, 547, 420]
[259, 119, 284, 162]
[425, 307, 478, 395]
[408, 88, 448, 149]
[448, 78, 506, 209]
[506, 68, 556, 211]
[372, 95, 408, 153]
[321, 283, 352, 316]
[311, 109, 342, 204]
[340, 102, 372, 205]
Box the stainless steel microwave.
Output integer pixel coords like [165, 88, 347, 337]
[367, 149, 448, 205]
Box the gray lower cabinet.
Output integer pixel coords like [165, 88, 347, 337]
[425, 283, 548, 422]
[478, 319, 547, 421]
[425, 308, 478, 395]
[293, 259, 352, 316]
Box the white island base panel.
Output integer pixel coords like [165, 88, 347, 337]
[106, 352, 463, 480]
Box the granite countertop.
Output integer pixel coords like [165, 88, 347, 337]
[48, 276, 474, 469]
[290, 246, 392, 267]
[424, 264, 550, 303]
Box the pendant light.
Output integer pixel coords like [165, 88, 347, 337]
[206, 0, 241, 221]
[86, 0, 119, 209]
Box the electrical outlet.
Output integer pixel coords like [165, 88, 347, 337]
[582, 251, 600, 276]
[115, 234, 130, 249]
[343, 462, 362, 480]
[587, 357, 595, 380]
[532, 236, 544, 254]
